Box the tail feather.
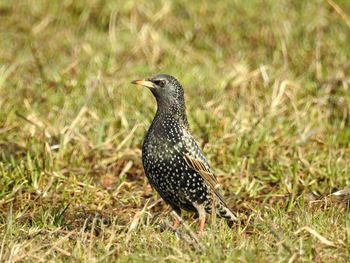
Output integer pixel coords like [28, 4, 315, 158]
[216, 201, 237, 227]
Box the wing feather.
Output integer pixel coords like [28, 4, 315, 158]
[184, 153, 227, 205]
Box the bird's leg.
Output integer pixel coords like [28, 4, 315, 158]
[193, 202, 206, 236]
[171, 207, 181, 230]
[198, 217, 206, 235]
[172, 217, 180, 230]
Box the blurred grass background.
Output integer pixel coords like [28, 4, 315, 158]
[1, 0, 350, 262]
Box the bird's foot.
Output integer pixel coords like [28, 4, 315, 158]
[172, 218, 180, 230]
[197, 229, 205, 237]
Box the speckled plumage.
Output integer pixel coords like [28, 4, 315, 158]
[133, 74, 237, 229]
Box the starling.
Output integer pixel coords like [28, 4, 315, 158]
[132, 74, 237, 233]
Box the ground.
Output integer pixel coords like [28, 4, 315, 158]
[1, 0, 350, 262]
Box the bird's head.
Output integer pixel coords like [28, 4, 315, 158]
[132, 74, 187, 119]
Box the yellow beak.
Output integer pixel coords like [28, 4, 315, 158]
[131, 79, 155, 89]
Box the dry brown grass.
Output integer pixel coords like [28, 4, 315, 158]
[1, 0, 350, 262]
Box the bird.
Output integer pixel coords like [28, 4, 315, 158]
[132, 74, 237, 234]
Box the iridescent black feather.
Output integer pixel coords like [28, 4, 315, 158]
[138, 74, 237, 225]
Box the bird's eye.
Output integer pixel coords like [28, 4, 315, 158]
[154, 80, 166, 88]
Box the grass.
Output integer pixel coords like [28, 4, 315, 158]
[1, 0, 350, 262]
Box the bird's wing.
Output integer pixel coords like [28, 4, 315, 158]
[181, 131, 232, 204]
[184, 153, 218, 189]
[184, 153, 228, 205]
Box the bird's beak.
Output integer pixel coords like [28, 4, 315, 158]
[131, 79, 155, 89]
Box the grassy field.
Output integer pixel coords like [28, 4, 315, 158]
[1, 0, 350, 262]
